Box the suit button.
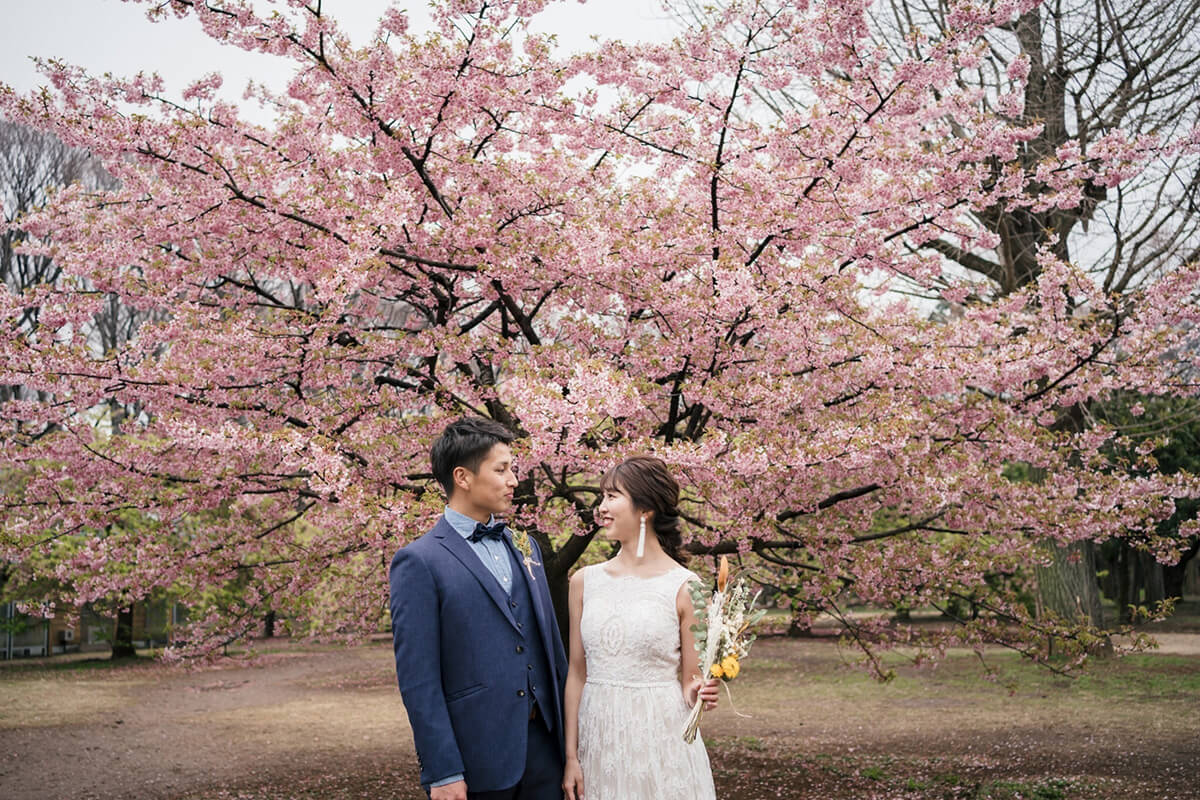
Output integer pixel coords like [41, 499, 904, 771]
[510, 600, 518, 608]
[517, 690, 526, 697]
[516, 645, 524, 653]
[517, 622, 523, 630]
[527, 664, 533, 670]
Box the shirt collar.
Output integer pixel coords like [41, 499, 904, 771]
[444, 506, 497, 540]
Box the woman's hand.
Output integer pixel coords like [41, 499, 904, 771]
[562, 755, 585, 800]
[685, 675, 721, 710]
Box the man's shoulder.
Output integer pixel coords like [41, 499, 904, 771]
[391, 518, 451, 562]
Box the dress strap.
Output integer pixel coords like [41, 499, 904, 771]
[664, 567, 702, 600]
[581, 562, 604, 602]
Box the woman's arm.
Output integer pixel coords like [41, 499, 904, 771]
[677, 580, 720, 710]
[562, 568, 588, 800]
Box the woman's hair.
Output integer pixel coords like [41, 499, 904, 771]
[599, 456, 686, 564]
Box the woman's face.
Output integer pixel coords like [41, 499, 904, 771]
[597, 483, 643, 542]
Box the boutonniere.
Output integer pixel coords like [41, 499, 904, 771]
[510, 527, 541, 580]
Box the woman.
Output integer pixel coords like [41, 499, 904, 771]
[561, 456, 719, 800]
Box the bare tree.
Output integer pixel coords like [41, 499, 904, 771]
[677, 0, 1200, 293]
[865, 0, 1200, 296]
[1, 121, 112, 317]
[675, 0, 1200, 630]
[873, 0, 1200, 628]
[0, 120, 149, 657]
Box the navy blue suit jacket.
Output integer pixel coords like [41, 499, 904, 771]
[388, 516, 568, 791]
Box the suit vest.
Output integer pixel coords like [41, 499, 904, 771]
[506, 541, 556, 733]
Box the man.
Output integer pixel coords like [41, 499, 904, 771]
[389, 416, 567, 800]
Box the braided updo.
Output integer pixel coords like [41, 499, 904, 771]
[599, 455, 687, 565]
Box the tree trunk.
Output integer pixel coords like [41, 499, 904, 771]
[1035, 541, 1104, 627]
[1138, 551, 1166, 607]
[1114, 546, 1134, 624]
[111, 606, 136, 659]
[541, 525, 596, 648]
[545, 563, 570, 647]
[263, 610, 276, 639]
[1163, 541, 1200, 601]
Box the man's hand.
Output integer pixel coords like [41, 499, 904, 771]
[430, 779, 468, 800]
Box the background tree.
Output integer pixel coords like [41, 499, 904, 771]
[1, 120, 113, 396]
[680, 0, 1200, 632]
[0, 120, 152, 657]
[0, 0, 1197, 672]
[873, 0, 1200, 630]
[1093, 391, 1200, 622]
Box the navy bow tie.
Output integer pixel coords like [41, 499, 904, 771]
[468, 521, 507, 543]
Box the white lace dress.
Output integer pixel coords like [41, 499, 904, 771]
[577, 564, 717, 800]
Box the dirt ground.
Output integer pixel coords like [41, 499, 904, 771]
[1, 633, 1198, 800]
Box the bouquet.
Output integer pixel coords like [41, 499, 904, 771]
[682, 556, 766, 743]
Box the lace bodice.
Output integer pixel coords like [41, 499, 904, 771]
[580, 564, 698, 686]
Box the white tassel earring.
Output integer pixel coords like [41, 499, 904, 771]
[636, 515, 647, 558]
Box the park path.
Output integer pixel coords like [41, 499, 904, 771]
[1143, 631, 1200, 654]
[0, 643, 420, 800]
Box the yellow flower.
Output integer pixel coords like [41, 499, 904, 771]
[720, 655, 740, 680]
[709, 662, 724, 679]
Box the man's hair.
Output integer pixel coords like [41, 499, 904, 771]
[430, 416, 516, 497]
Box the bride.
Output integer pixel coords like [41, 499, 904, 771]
[561, 456, 719, 800]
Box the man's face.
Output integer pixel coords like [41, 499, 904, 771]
[454, 442, 518, 516]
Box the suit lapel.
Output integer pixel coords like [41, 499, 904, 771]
[433, 518, 520, 631]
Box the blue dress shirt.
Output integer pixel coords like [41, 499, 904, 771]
[443, 506, 513, 596]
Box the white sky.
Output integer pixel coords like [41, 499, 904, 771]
[0, 0, 681, 109]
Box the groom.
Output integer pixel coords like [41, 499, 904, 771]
[389, 416, 567, 800]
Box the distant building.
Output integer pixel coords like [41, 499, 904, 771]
[1, 599, 186, 659]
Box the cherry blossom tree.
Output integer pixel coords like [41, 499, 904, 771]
[2, 0, 1198, 669]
